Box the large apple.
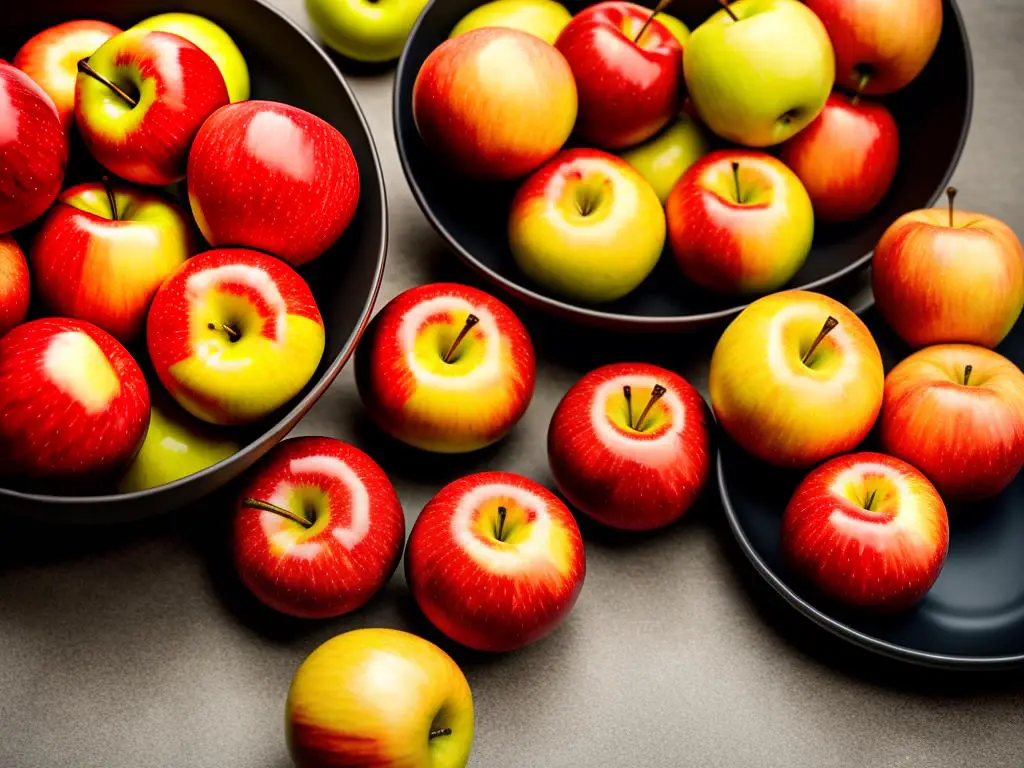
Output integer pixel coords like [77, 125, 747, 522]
[451, 0, 573, 45]
[188, 100, 360, 268]
[509, 148, 665, 303]
[620, 113, 710, 204]
[684, 0, 834, 147]
[308, 0, 430, 62]
[0, 236, 30, 338]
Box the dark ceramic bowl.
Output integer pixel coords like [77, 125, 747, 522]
[0, 0, 387, 523]
[395, 0, 972, 331]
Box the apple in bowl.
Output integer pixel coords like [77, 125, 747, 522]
[0, 236, 30, 338]
[451, 0, 572, 45]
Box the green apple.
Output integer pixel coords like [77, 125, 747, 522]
[684, 0, 834, 147]
[620, 114, 710, 203]
[450, 0, 572, 45]
[133, 13, 250, 102]
[657, 13, 691, 48]
[306, 0, 430, 62]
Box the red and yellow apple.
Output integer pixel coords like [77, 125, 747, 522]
[451, 0, 572, 45]
[0, 236, 30, 338]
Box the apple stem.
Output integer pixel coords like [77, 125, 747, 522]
[100, 176, 120, 221]
[851, 72, 871, 107]
[443, 314, 480, 364]
[635, 0, 672, 43]
[717, 0, 739, 22]
[635, 385, 667, 432]
[243, 498, 313, 529]
[208, 322, 241, 342]
[963, 364, 973, 386]
[731, 162, 743, 204]
[77, 59, 138, 109]
[430, 728, 452, 740]
[947, 186, 958, 228]
[623, 385, 634, 429]
[495, 506, 508, 542]
[864, 490, 877, 512]
[801, 316, 839, 366]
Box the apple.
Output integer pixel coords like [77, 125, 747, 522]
[666, 149, 814, 294]
[779, 91, 899, 223]
[287, 628, 474, 768]
[656, 13, 690, 48]
[0, 236, 30, 338]
[0, 62, 68, 234]
[451, 0, 572, 45]
[233, 436, 405, 618]
[188, 100, 360, 268]
[804, 0, 943, 95]
[619, 113, 710, 203]
[133, 13, 250, 102]
[555, 2, 682, 149]
[356, 282, 535, 453]
[30, 181, 194, 343]
[12, 19, 121, 131]
[872, 188, 1024, 349]
[405, 471, 586, 652]
[782, 452, 949, 611]
[548, 362, 710, 531]
[709, 290, 885, 468]
[509, 148, 666, 303]
[147, 248, 325, 426]
[684, 0, 834, 147]
[307, 0, 430, 62]
[413, 28, 577, 181]
[879, 345, 1024, 502]
[75, 29, 229, 186]
[0, 318, 149, 481]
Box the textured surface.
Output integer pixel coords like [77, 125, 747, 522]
[2, 0, 1023, 766]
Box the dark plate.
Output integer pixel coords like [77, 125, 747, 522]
[394, 0, 973, 331]
[0, 0, 387, 523]
[719, 307, 1024, 669]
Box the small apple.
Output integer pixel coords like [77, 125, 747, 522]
[509, 148, 666, 303]
[619, 113, 710, 203]
[451, 0, 572, 45]
[287, 628, 474, 768]
[147, 248, 326, 426]
[666, 149, 814, 294]
[656, 13, 690, 48]
[0, 236, 30, 338]
[684, 0, 834, 147]
[413, 28, 577, 181]
[307, 0, 430, 62]
[356, 283, 536, 453]
[548, 363, 710, 531]
[782, 452, 949, 611]
[405, 471, 586, 652]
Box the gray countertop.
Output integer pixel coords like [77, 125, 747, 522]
[2, 1, 1023, 766]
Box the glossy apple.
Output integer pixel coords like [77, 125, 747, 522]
[509, 148, 665, 303]
[451, 0, 572, 45]
[308, 0, 430, 62]
[287, 629, 474, 768]
[147, 248, 325, 426]
[405, 471, 586, 652]
[549, 362, 710, 531]
[413, 27, 577, 180]
[356, 283, 535, 453]
[710, 290, 884, 468]
[879, 345, 1024, 501]
[0, 236, 30, 338]
[619, 113, 710, 203]
[188, 100, 360, 268]
[657, 13, 690, 47]
[233, 437, 405, 618]
[666, 149, 814, 294]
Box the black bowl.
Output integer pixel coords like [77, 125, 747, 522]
[719, 307, 1024, 669]
[395, 0, 973, 331]
[0, 0, 387, 523]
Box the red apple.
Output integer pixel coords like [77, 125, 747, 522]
[0, 236, 30, 338]
[548, 362, 710, 531]
[779, 91, 899, 222]
[405, 471, 586, 652]
[0, 317, 149, 481]
[233, 436, 406, 619]
[555, 2, 682, 149]
[188, 101, 360, 268]
[782, 452, 949, 611]
[880, 345, 1024, 501]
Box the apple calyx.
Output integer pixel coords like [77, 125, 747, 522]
[77, 59, 138, 108]
[717, 0, 739, 22]
[731, 161, 744, 204]
[963, 364, 973, 386]
[102, 176, 119, 221]
[946, 186, 958, 228]
[801, 316, 839, 366]
[623, 385, 634, 429]
[430, 728, 453, 740]
[495, 505, 508, 542]
[243, 498, 314, 529]
[635, 384, 667, 432]
[443, 314, 480, 363]
[207, 322, 241, 343]
[635, 0, 673, 43]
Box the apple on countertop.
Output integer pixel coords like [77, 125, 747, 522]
[307, 0, 431, 63]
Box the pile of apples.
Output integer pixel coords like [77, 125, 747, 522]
[0, 13, 361, 493]
[412, 0, 944, 303]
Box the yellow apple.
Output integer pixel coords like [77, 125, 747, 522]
[451, 0, 572, 45]
[620, 113, 710, 203]
[657, 13, 691, 48]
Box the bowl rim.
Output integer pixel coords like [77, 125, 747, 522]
[393, 0, 975, 332]
[0, 0, 389, 513]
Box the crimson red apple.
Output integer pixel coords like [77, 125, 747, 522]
[0, 236, 30, 338]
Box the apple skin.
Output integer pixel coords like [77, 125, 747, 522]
[548, 362, 710, 531]
[555, 1, 682, 149]
[782, 452, 949, 611]
[451, 0, 572, 45]
[233, 437, 405, 619]
[12, 20, 121, 131]
[307, 0, 430, 62]
[0, 236, 30, 338]
[31, 182, 194, 343]
[779, 91, 899, 223]
[413, 28, 577, 181]
[509, 148, 665, 303]
[684, 0, 834, 147]
[879, 345, 1024, 502]
[620, 113, 710, 204]
[188, 100, 360, 268]
[287, 628, 474, 768]
[147, 248, 326, 426]
[356, 283, 536, 453]
[872, 206, 1024, 349]
[657, 13, 690, 48]
[804, 0, 943, 95]
[0, 63, 68, 234]
[710, 290, 885, 468]
[405, 471, 586, 652]
[0, 318, 149, 481]
[666, 149, 814, 294]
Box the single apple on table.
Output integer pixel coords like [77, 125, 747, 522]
[307, 0, 430, 62]
[451, 0, 572, 45]
[620, 113, 710, 204]
[0, 236, 30, 338]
